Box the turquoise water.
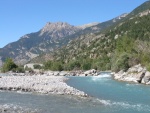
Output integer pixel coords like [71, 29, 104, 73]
[0, 73, 150, 113]
[67, 74, 150, 113]
[0, 73, 9, 76]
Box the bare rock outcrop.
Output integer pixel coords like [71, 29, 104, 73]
[113, 64, 150, 84]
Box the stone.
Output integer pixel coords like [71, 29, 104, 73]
[136, 72, 145, 83]
[53, 72, 60, 76]
[113, 64, 148, 84]
[142, 71, 150, 84]
[59, 71, 69, 76]
[0, 75, 87, 97]
[84, 69, 97, 76]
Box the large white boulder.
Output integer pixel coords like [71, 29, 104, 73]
[141, 71, 150, 84]
[114, 64, 147, 83]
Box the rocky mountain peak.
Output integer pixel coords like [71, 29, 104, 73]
[44, 22, 71, 29]
[40, 22, 79, 35]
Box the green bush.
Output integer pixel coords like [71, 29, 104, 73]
[12, 67, 25, 73]
[1, 58, 18, 73]
[112, 52, 130, 72]
[51, 62, 63, 71]
[44, 61, 53, 70]
[44, 61, 63, 71]
[82, 62, 92, 70]
[67, 60, 81, 70]
[33, 64, 42, 69]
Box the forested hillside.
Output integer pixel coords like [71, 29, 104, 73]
[30, 1, 150, 71]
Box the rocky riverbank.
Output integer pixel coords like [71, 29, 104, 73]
[113, 64, 150, 85]
[0, 75, 87, 97]
[6, 69, 98, 77]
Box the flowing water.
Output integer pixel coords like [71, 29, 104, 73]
[0, 73, 150, 113]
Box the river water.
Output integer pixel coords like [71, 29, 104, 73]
[0, 73, 150, 113]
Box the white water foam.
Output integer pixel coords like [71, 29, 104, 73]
[0, 104, 24, 111]
[0, 103, 40, 112]
[95, 98, 150, 112]
[126, 83, 140, 87]
[92, 74, 111, 81]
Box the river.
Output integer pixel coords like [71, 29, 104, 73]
[0, 73, 150, 113]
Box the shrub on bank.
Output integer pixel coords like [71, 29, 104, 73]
[1, 58, 18, 73]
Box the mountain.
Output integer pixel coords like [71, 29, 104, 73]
[30, 1, 150, 71]
[0, 13, 128, 67]
[2, 1, 149, 68]
[39, 22, 79, 38]
[30, 12, 134, 65]
[0, 22, 81, 65]
[29, 13, 131, 64]
[129, 0, 150, 17]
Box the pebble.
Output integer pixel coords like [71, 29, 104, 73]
[0, 75, 87, 97]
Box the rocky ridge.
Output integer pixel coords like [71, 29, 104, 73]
[77, 22, 100, 29]
[112, 13, 128, 22]
[0, 22, 81, 66]
[0, 13, 129, 66]
[39, 22, 80, 39]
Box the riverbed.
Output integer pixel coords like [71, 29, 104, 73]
[0, 73, 150, 113]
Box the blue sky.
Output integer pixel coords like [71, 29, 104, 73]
[0, 0, 148, 48]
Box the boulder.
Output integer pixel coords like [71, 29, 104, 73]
[59, 71, 69, 76]
[128, 64, 146, 73]
[114, 64, 147, 83]
[53, 71, 60, 76]
[84, 69, 97, 76]
[136, 72, 145, 83]
[113, 70, 125, 80]
[45, 71, 54, 76]
[79, 74, 86, 76]
[141, 71, 150, 84]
